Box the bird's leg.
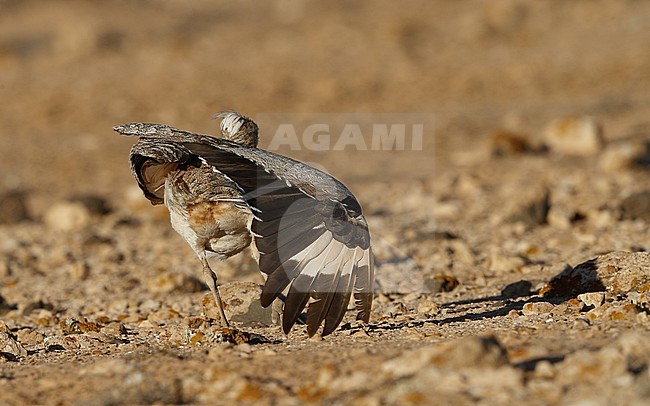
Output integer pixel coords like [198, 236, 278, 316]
[201, 255, 230, 328]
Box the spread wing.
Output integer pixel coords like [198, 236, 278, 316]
[115, 123, 374, 336]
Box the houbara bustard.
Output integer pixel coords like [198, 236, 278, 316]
[114, 112, 374, 337]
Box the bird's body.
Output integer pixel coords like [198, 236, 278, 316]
[165, 164, 252, 260]
[115, 112, 374, 337]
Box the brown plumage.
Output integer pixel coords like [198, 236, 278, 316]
[114, 112, 374, 337]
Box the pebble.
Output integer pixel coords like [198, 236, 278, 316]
[577, 292, 605, 308]
[621, 191, 650, 222]
[543, 116, 603, 156]
[507, 187, 550, 227]
[0, 330, 28, 359]
[533, 360, 556, 379]
[215, 282, 274, 327]
[627, 292, 649, 312]
[43, 201, 91, 231]
[0, 190, 30, 224]
[138, 320, 158, 329]
[168, 326, 190, 347]
[70, 194, 111, 216]
[488, 254, 526, 273]
[501, 280, 532, 298]
[15, 328, 45, 347]
[67, 261, 89, 281]
[43, 335, 76, 351]
[599, 140, 647, 172]
[423, 275, 460, 293]
[522, 302, 554, 316]
[417, 299, 440, 316]
[0, 294, 10, 315]
[489, 130, 531, 156]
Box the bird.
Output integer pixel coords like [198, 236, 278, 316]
[114, 111, 374, 337]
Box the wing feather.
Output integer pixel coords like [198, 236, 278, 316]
[282, 236, 344, 334]
[260, 231, 334, 307]
[115, 122, 374, 336]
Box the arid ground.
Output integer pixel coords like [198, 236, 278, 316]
[1, 1, 650, 404]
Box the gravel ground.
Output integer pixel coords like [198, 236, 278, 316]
[1, 1, 650, 405]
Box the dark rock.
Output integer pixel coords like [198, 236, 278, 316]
[621, 191, 650, 222]
[424, 275, 460, 293]
[0, 190, 30, 224]
[501, 280, 533, 298]
[490, 130, 531, 157]
[71, 194, 111, 216]
[633, 139, 650, 168]
[508, 188, 550, 227]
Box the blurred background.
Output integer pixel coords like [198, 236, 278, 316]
[1, 4, 650, 402]
[1, 0, 649, 208]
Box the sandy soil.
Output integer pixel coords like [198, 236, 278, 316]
[1, 1, 650, 404]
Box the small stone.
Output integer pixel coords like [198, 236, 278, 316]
[147, 308, 181, 323]
[533, 360, 556, 379]
[237, 343, 253, 353]
[628, 292, 650, 313]
[219, 282, 274, 327]
[417, 299, 440, 316]
[21, 300, 54, 316]
[1, 330, 28, 359]
[168, 326, 190, 347]
[0, 294, 11, 315]
[621, 191, 650, 222]
[599, 140, 647, 172]
[488, 255, 526, 273]
[501, 280, 533, 298]
[68, 261, 89, 281]
[521, 302, 554, 316]
[43, 201, 91, 231]
[386, 302, 408, 316]
[138, 319, 157, 329]
[350, 329, 370, 339]
[489, 130, 531, 156]
[543, 116, 604, 156]
[60, 318, 101, 334]
[577, 292, 605, 308]
[15, 329, 45, 346]
[149, 273, 203, 295]
[70, 194, 111, 216]
[424, 275, 460, 293]
[189, 331, 205, 345]
[0, 190, 30, 224]
[507, 188, 550, 227]
[139, 299, 161, 314]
